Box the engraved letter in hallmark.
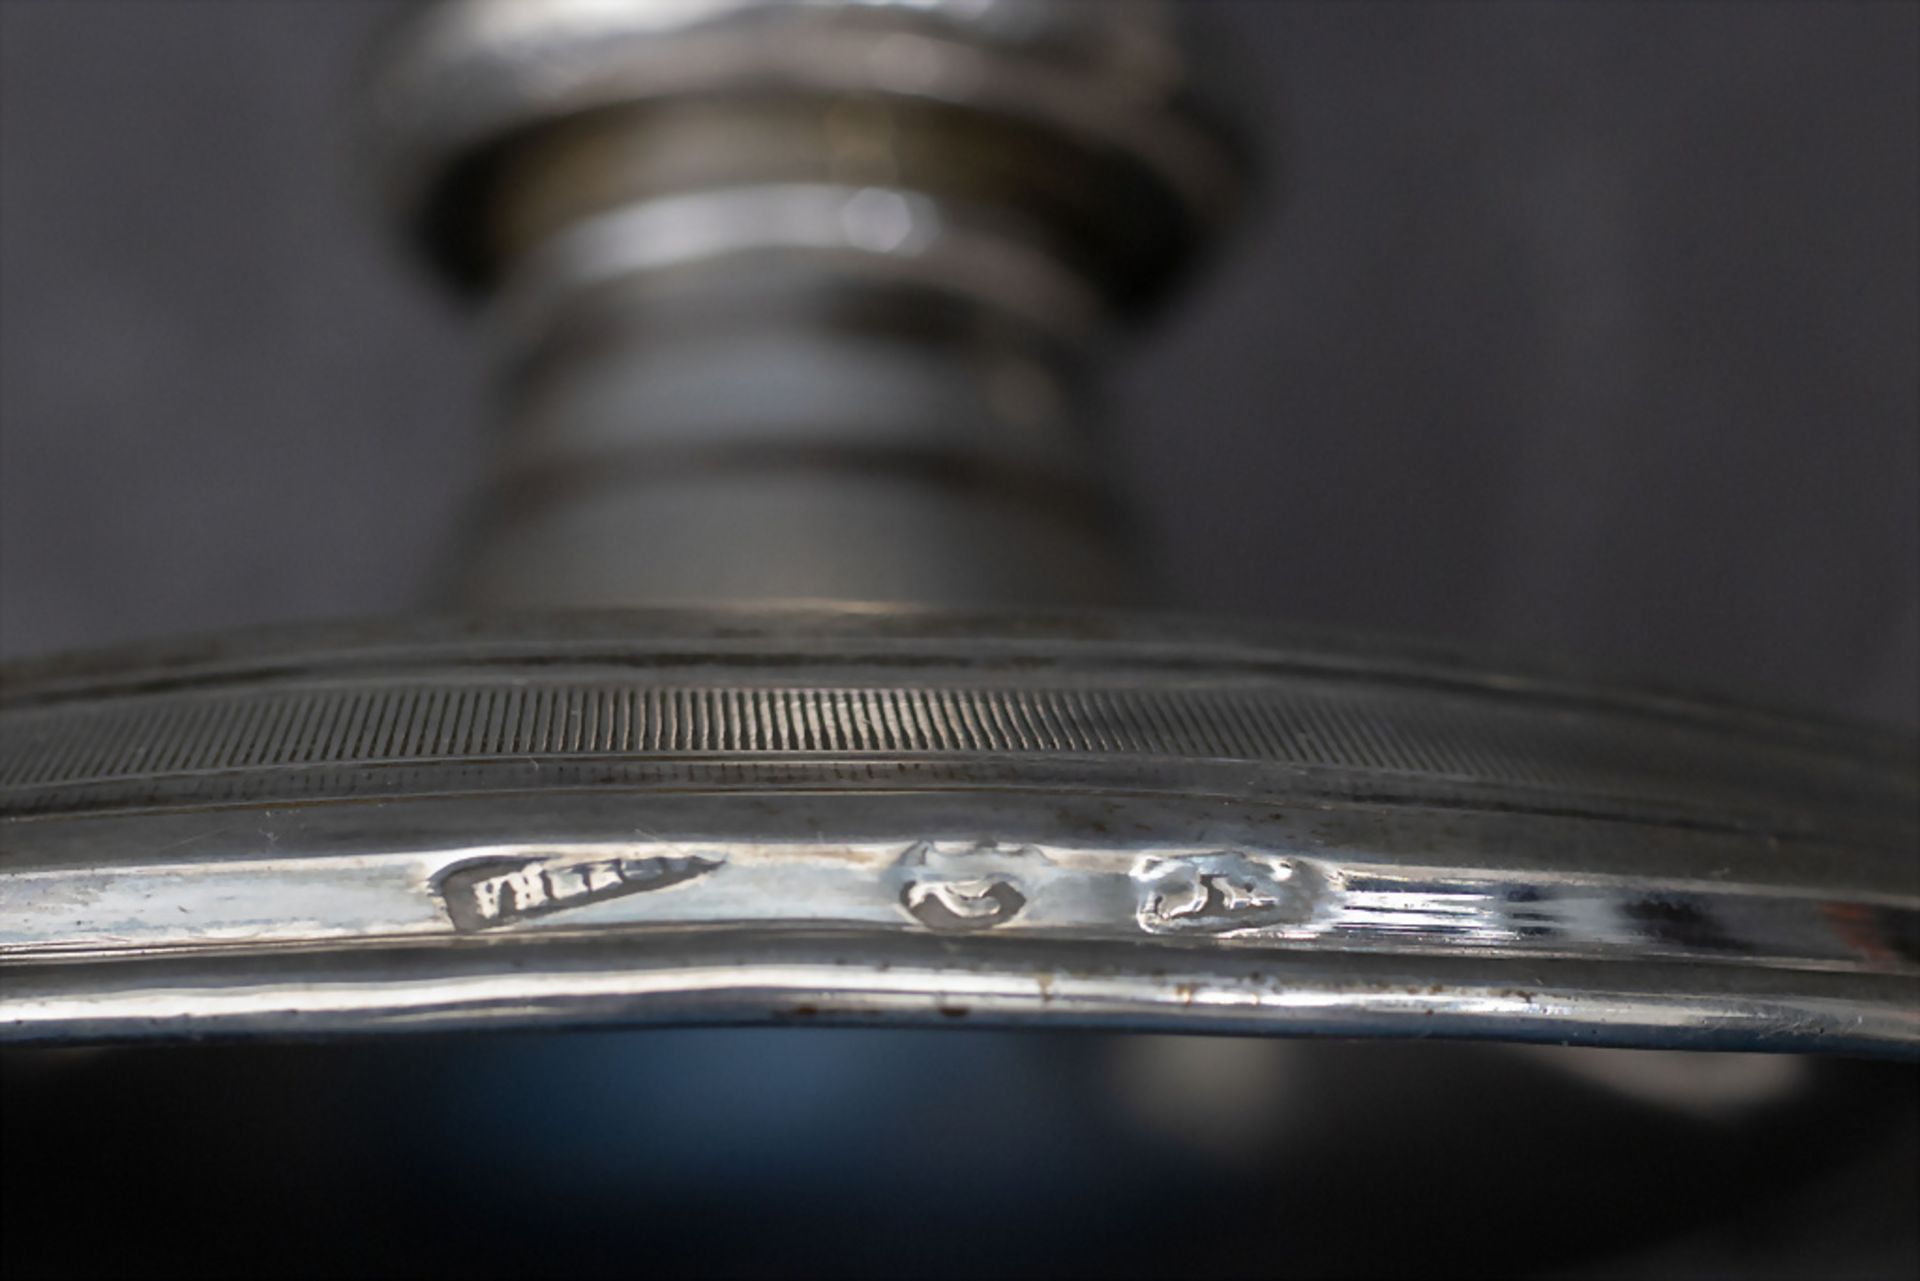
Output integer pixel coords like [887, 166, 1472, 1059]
[1134, 851, 1313, 935]
[892, 840, 1045, 932]
[438, 851, 723, 932]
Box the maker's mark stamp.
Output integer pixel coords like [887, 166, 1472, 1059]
[437, 851, 723, 931]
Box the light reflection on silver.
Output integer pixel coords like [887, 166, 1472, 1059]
[12, 933, 1911, 1054]
[10, 824, 1913, 979]
[364, 0, 1237, 241]
[1107, 1036, 1304, 1162]
[1, 613, 1914, 1056]
[1506, 1045, 1814, 1118]
[2, 715, 1915, 1054]
[491, 183, 1106, 350]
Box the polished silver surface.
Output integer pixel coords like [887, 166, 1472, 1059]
[358, 0, 1245, 609]
[5, 7, 1915, 1277]
[494, 182, 1106, 348]
[361, 0, 1241, 290]
[4, 608, 1913, 1052]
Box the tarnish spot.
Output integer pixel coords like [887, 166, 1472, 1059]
[1134, 851, 1313, 935]
[437, 852, 723, 931]
[893, 840, 1043, 932]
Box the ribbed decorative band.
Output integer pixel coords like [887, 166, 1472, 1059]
[0, 676, 1898, 825]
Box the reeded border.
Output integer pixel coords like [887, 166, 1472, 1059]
[3, 609, 1914, 1053]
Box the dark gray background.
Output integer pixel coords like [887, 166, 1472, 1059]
[2, 0, 1915, 728]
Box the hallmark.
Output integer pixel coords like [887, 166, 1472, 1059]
[437, 851, 723, 931]
[1134, 851, 1312, 935]
[892, 840, 1045, 932]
